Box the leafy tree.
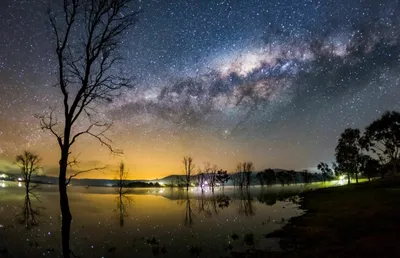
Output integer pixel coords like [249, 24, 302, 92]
[360, 155, 380, 181]
[363, 111, 400, 175]
[276, 171, 286, 186]
[216, 170, 230, 191]
[335, 128, 363, 184]
[256, 171, 265, 187]
[264, 169, 276, 186]
[301, 169, 312, 184]
[317, 162, 333, 183]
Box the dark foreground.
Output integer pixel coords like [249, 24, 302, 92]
[264, 177, 400, 257]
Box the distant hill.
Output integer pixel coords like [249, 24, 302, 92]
[1, 168, 322, 187]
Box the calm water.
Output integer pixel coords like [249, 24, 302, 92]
[0, 182, 306, 257]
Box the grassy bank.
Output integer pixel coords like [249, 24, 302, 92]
[265, 177, 400, 257]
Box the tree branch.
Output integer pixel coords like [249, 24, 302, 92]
[65, 166, 108, 186]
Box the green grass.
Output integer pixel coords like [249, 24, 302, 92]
[265, 177, 400, 257]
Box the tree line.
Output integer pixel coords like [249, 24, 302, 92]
[331, 110, 400, 184]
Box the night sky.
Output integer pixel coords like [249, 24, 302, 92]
[0, 0, 400, 179]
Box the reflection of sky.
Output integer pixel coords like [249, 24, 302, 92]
[0, 186, 303, 257]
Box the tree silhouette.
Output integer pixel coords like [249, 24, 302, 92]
[360, 155, 381, 181]
[256, 171, 265, 187]
[114, 161, 132, 228]
[182, 156, 195, 191]
[264, 169, 276, 186]
[244, 162, 254, 188]
[16, 151, 41, 195]
[207, 164, 218, 193]
[39, 1, 140, 256]
[335, 128, 363, 184]
[363, 111, 400, 175]
[20, 192, 42, 230]
[301, 169, 312, 184]
[216, 170, 230, 191]
[317, 162, 333, 183]
[115, 161, 131, 196]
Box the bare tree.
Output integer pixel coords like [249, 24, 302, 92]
[115, 161, 131, 196]
[16, 151, 41, 195]
[39, 1, 140, 256]
[182, 156, 195, 191]
[115, 162, 132, 228]
[208, 165, 218, 193]
[197, 169, 206, 193]
[243, 162, 254, 188]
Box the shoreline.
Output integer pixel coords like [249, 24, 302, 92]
[263, 177, 400, 257]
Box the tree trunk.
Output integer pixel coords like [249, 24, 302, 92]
[347, 172, 351, 184]
[355, 172, 358, 183]
[59, 132, 72, 258]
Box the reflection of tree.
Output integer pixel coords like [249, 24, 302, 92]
[257, 189, 277, 206]
[179, 192, 232, 227]
[197, 193, 212, 218]
[115, 194, 132, 227]
[237, 190, 255, 216]
[114, 161, 132, 227]
[196, 193, 231, 218]
[184, 193, 195, 227]
[20, 192, 41, 229]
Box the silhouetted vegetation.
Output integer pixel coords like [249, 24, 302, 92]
[317, 162, 333, 183]
[20, 191, 42, 229]
[114, 161, 132, 227]
[125, 181, 162, 188]
[40, 0, 140, 256]
[216, 170, 230, 191]
[335, 128, 363, 184]
[16, 151, 41, 194]
[363, 111, 400, 175]
[332, 111, 400, 184]
[182, 156, 195, 191]
[236, 190, 255, 216]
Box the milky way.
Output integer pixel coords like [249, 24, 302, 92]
[0, 0, 399, 179]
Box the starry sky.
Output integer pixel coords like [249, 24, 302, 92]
[0, 0, 400, 179]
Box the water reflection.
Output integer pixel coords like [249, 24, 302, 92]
[236, 190, 255, 216]
[20, 191, 42, 229]
[178, 193, 195, 227]
[115, 193, 132, 227]
[0, 184, 306, 257]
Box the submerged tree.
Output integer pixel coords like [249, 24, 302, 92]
[256, 171, 265, 187]
[335, 128, 363, 184]
[363, 111, 400, 175]
[39, 1, 140, 256]
[183, 156, 195, 191]
[115, 161, 131, 196]
[244, 162, 254, 188]
[16, 151, 41, 194]
[216, 170, 230, 191]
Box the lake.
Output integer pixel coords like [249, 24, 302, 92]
[0, 182, 308, 257]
